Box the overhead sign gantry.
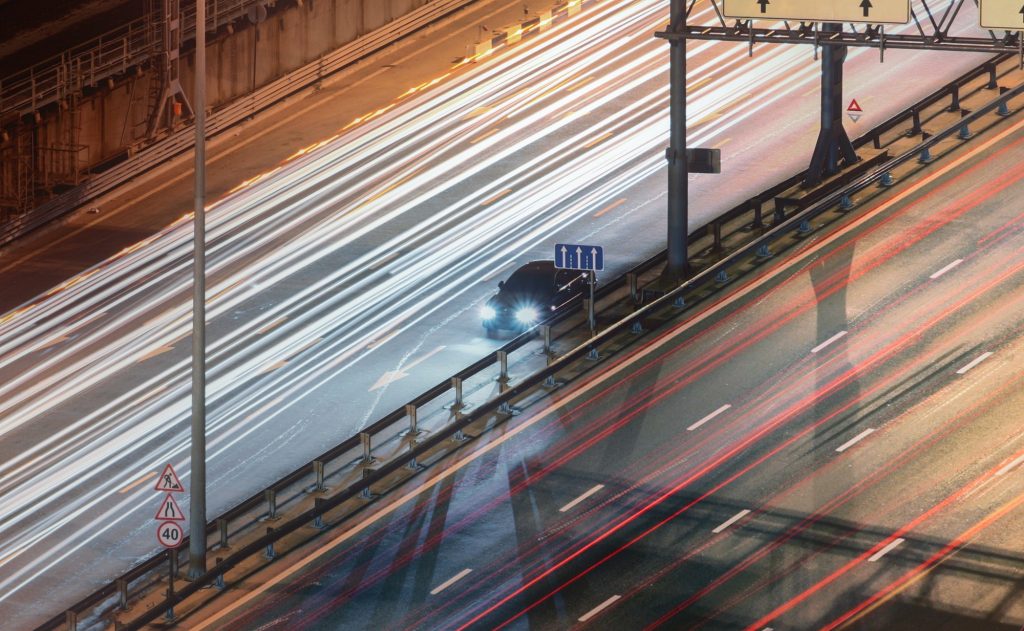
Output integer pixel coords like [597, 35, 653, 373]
[722, 0, 910, 25]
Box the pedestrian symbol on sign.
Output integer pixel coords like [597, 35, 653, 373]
[154, 463, 185, 493]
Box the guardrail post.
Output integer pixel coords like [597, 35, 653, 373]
[217, 518, 229, 550]
[627, 273, 639, 304]
[214, 557, 225, 590]
[65, 610, 77, 631]
[839, 194, 854, 211]
[497, 379, 521, 416]
[908, 108, 922, 136]
[116, 578, 128, 610]
[540, 324, 554, 355]
[958, 114, 973, 140]
[712, 221, 723, 254]
[360, 431, 377, 463]
[797, 219, 813, 236]
[756, 243, 772, 259]
[403, 405, 423, 438]
[360, 469, 375, 499]
[312, 498, 327, 530]
[311, 460, 327, 493]
[948, 84, 960, 112]
[879, 171, 895, 187]
[262, 489, 280, 521]
[986, 62, 998, 89]
[496, 351, 509, 384]
[997, 87, 1011, 116]
[449, 376, 469, 413]
[543, 356, 562, 389]
[264, 527, 276, 560]
[750, 199, 764, 229]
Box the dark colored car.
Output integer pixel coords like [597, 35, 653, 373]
[481, 260, 589, 337]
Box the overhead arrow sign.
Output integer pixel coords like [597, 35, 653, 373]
[722, 0, 910, 25]
[979, 0, 1024, 30]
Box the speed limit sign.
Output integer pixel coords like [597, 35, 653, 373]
[157, 521, 184, 548]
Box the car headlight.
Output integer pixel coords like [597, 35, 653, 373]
[480, 304, 497, 321]
[515, 306, 539, 325]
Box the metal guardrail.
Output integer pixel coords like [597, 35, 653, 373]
[0, 0, 265, 123]
[115, 78, 1024, 631]
[42, 53, 1021, 631]
[0, 0, 497, 248]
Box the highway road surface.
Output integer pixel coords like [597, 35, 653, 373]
[190, 109, 1024, 631]
[0, 0, 997, 627]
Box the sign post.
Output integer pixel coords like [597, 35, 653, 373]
[554, 243, 604, 337]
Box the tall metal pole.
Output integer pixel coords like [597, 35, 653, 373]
[666, 0, 688, 280]
[188, 0, 207, 581]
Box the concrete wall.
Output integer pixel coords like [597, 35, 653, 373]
[5, 0, 436, 213]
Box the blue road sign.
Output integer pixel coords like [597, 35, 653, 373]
[555, 243, 604, 271]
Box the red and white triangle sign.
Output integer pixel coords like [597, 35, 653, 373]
[847, 99, 863, 112]
[155, 493, 186, 521]
[154, 463, 185, 493]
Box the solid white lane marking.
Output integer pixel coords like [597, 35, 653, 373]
[712, 509, 751, 534]
[193, 117, 1024, 631]
[956, 351, 993, 375]
[560, 484, 605, 513]
[868, 537, 905, 562]
[578, 595, 621, 622]
[835, 428, 875, 453]
[430, 568, 472, 595]
[929, 258, 963, 280]
[811, 330, 848, 354]
[995, 453, 1024, 477]
[688, 404, 732, 431]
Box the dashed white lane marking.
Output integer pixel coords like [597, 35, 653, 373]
[430, 568, 472, 595]
[996, 453, 1024, 477]
[811, 330, 848, 354]
[868, 537, 905, 562]
[956, 351, 993, 375]
[713, 509, 752, 534]
[578, 595, 621, 622]
[688, 404, 732, 431]
[836, 428, 876, 453]
[929, 258, 963, 279]
[560, 484, 605, 513]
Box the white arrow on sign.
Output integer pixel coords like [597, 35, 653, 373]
[157, 521, 184, 548]
[560, 245, 568, 268]
[155, 493, 186, 521]
[590, 247, 599, 269]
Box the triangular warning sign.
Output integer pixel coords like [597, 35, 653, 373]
[848, 113, 862, 124]
[847, 99, 863, 112]
[154, 464, 185, 493]
[155, 493, 186, 521]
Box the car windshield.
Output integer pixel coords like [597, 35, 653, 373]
[503, 263, 554, 292]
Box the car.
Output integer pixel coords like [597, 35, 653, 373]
[480, 260, 589, 337]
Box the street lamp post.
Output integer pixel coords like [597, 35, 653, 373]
[188, 0, 208, 581]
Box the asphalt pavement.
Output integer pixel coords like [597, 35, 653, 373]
[185, 109, 1024, 630]
[0, 0, 1004, 627]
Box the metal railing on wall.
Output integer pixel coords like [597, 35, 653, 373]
[0, 0, 269, 124]
[41, 54, 1023, 630]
